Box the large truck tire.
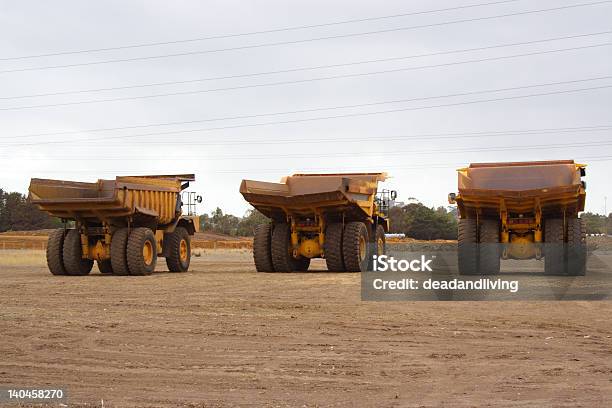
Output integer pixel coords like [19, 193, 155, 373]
[46, 229, 68, 275]
[127, 227, 157, 276]
[374, 225, 386, 257]
[253, 223, 275, 272]
[110, 228, 130, 275]
[458, 219, 478, 275]
[97, 260, 113, 274]
[271, 223, 308, 272]
[165, 227, 191, 272]
[566, 217, 586, 276]
[479, 219, 500, 275]
[367, 224, 386, 271]
[62, 229, 93, 276]
[544, 218, 565, 275]
[324, 223, 345, 272]
[342, 222, 370, 272]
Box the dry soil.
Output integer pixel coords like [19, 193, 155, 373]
[0, 249, 611, 407]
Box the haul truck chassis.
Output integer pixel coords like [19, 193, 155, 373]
[449, 161, 587, 276]
[240, 173, 396, 272]
[29, 175, 200, 276]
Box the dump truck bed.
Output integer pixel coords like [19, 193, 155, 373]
[29, 175, 194, 225]
[240, 173, 386, 222]
[456, 160, 585, 216]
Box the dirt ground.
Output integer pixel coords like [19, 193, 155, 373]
[0, 249, 611, 407]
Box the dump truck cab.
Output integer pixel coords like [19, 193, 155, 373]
[29, 174, 201, 276]
[449, 160, 587, 276]
[240, 172, 395, 272]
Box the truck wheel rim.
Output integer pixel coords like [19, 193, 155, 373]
[180, 239, 188, 262]
[143, 241, 154, 265]
[359, 235, 366, 261]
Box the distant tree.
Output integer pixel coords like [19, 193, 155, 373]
[198, 207, 268, 237]
[581, 212, 606, 234]
[236, 209, 268, 236]
[0, 188, 59, 232]
[389, 203, 457, 240]
[388, 206, 408, 235]
[199, 207, 241, 236]
[198, 212, 210, 232]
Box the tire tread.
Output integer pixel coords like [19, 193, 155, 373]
[253, 223, 275, 272]
[110, 228, 130, 275]
[46, 229, 67, 275]
[479, 219, 500, 275]
[62, 229, 93, 276]
[567, 217, 586, 276]
[458, 219, 478, 275]
[127, 228, 157, 276]
[544, 218, 565, 275]
[165, 227, 191, 272]
[271, 223, 293, 272]
[342, 222, 368, 272]
[324, 223, 345, 272]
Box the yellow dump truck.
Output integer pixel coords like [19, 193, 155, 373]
[240, 173, 395, 272]
[29, 175, 200, 276]
[449, 160, 587, 276]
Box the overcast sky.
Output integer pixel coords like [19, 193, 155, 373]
[0, 0, 610, 216]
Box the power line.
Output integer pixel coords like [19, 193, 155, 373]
[144, 126, 612, 146]
[9, 155, 612, 176]
[2, 1, 610, 74]
[3, 139, 611, 161]
[162, 126, 612, 146]
[3, 30, 609, 101]
[95, 126, 612, 147]
[2, 75, 612, 146]
[2, 43, 610, 112]
[2, 82, 611, 147]
[0, 0, 522, 61]
[228, 139, 612, 160]
[1, 76, 610, 143]
[209, 154, 612, 174]
[7, 78, 612, 141]
[4, 125, 610, 149]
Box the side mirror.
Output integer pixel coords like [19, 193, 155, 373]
[390, 190, 397, 200]
[196, 195, 203, 204]
[448, 193, 457, 204]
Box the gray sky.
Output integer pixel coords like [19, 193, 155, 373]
[1, 0, 611, 216]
